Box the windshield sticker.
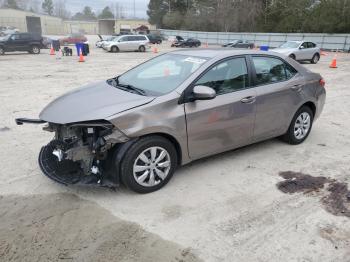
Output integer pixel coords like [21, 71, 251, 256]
[183, 57, 206, 64]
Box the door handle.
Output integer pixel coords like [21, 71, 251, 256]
[290, 84, 303, 92]
[240, 96, 256, 104]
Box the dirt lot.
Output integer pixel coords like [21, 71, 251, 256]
[0, 36, 350, 262]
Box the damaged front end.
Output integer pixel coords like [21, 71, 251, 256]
[17, 118, 129, 187]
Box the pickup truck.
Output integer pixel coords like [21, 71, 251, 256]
[0, 33, 43, 55]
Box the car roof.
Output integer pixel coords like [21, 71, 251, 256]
[170, 48, 288, 59]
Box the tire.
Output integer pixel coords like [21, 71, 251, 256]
[289, 54, 296, 60]
[0, 46, 4, 55]
[31, 45, 40, 54]
[120, 136, 178, 193]
[311, 53, 320, 64]
[139, 45, 146, 52]
[111, 46, 119, 53]
[282, 106, 314, 145]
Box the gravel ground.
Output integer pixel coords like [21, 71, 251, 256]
[0, 36, 350, 262]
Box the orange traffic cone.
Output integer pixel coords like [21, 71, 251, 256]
[50, 46, 55, 55]
[78, 48, 85, 62]
[153, 45, 158, 53]
[329, 55, 337, 68]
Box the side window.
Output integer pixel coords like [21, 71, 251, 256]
[301, 42, 308, 48]
[20, 34, 30, 40]
[252, 56, 297, 86]
[11, 34, 20, 40]
[136, 36, 146, 41]
[119, 36, 127, 42]
[308, 42, 316, 48]
[195, 57, 248, 95]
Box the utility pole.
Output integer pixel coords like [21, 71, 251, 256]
[133, 0, 136, 18]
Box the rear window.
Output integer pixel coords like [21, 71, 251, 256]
[252, 56, 297, 86]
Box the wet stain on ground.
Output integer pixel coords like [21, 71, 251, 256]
[277, 171, 332, 194]
[277, 171, 350, 218]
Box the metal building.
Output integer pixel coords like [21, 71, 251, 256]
[0, 8, 64, 35]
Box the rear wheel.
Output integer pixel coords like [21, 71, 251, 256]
[139, 45, 146, 52]
[282, 106, 314, 145]
[31, 45, 40, 54]
[311, 53, 320, 64]
[120, 136, 178, 193]
[111, 46, 119, 53]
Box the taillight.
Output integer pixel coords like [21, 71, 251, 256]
[319, 78, 325, 87]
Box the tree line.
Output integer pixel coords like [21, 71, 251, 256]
[148, 0, 350, 33]
[0, 0, 125, 20]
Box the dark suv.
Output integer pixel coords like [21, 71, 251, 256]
[0, 33, 43, 55]
[147, 34, 162, 44]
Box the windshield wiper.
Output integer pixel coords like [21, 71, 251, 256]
[107, 76, 146, 96]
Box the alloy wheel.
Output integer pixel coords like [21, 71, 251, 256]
[294, 112, 311, 140]
[133, 146, 171, 187]
[32, 46, 40, 54]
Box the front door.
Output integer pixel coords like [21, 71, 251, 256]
[7, 34, 22, 51]
[185, 57, 257, 159]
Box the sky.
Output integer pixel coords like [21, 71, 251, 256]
[65, 0, 150, 18]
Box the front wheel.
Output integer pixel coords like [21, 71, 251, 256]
[138, 45, 146, 52]
[282, 106, 314, 145]
[311, 53, 320, 64]
[120, 136, 178, 193]
[111, 46, 119, 53]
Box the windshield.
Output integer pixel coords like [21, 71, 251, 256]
[279, 42, 300, 48]
[116, 54, 208, 96]
[0, 34, 11, 40]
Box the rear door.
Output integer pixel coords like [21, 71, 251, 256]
[298, 42, 314, 60]
[307, 42, 318, 57]
[8, 34, 23, 51]
[249, 55, 304, 141]
[128, 36, 138, 50]
[117, 36, 130, 51]
[185, 56, 257, 159]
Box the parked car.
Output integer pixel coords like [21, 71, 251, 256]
[96, 35, 114, 48]
[16, 49, 326, 193]
[147, 34, 162, 44]
[173, 38, 201, 48]
[103, 35, 150, 52]
[42, 36, 53, 49]
[59, 33, 87, 45]
[0, 26, 19, 36]
[0, 33, 43, 55]
[272, 41, 321, 64]
[222, 40, 254, 49]
[170, 35, 185, 46]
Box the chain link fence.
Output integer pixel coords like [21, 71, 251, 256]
[160, 29, 350, 51]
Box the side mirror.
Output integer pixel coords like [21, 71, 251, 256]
[299, 46, 305, 49]
[192, 85, 216, 101]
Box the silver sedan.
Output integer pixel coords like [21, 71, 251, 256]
[272, 41, 321, 64]
[17, 49, 326, 193]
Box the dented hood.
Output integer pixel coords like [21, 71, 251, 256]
[39, 81, 155, 124]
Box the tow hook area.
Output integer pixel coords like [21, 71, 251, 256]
[15, 118, 46, 125]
